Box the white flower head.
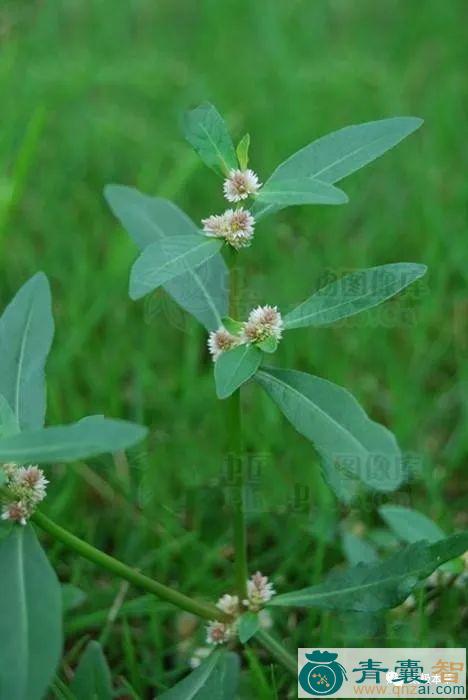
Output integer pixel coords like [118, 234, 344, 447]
[207, 327, 240, 361]
[1, 463, 49, 525]
[223, 169, 262, 202]
[244, 571, 276, 611]
[216, 593, 239, 616]
[12, 466, 49, 503]
[1, 501, 29, 526]
[205, 620, 235, 645]
[243, 305, 283, 344]
[202, 208, 255, 250]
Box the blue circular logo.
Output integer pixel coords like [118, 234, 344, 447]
[299, 651, 347, 696]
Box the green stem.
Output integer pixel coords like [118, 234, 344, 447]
[31, 509, 227, 623]
[226, 248, 248, 600]
[227, 388, 248, 599]
[255, 629, 297, 676]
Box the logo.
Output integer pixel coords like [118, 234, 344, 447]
[299, 650, 347, 696]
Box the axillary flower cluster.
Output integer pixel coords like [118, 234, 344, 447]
[1, 462, 49, 525]
[202, 168, 261, 250]
[208, 305, 284, 361]
[205, 571, 276, 645]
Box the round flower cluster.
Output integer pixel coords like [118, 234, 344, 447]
[208, 305, 283, 361]
[1, 462, 49, 525]
[205, 571, 276, 645]
[201, 168, 261, 249]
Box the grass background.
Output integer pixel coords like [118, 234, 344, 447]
[1, 0, 467, 696]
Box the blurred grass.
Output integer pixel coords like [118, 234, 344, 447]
[1, 0, 467, 695]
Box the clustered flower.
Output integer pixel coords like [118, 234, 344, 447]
[223, 169, 261, 202]
[201, 167, 261, 249]
[207, 305, 283, 361]
[202, 207, 255, 250]
[205, 571, 276, 646]
[1, 463, 49, 525]
[242, 305, 284, 345]
[244, 570, 276, 612]
[207, 327, 240, 360]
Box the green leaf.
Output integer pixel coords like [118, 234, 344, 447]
[254, 116, 423, 219]
[256, 178, 348, 206]
[342, 532, 379, 565]
[284, 263, 427, 329]
[257, 335, 278, 354]
[104, 185, 228, 330]
[236, 133, 250, 170]
[182, 103, 237, 175]
[129, 235, 222, 300]
[0, 393, 20, 438]
[221, 316, 244, 335]
[256, 368, 402, 492]
[0, 272, 54, 431]
[215, 345, 262, 399]
[238, 612, 260, 644]
[70, 641, 112, 700]
[0, 525, 62, 700]
[0, 415, 147, 463]
[379, 505, 445, 544]
[159, 650, 240, 700]
[269, 532, 468, 612]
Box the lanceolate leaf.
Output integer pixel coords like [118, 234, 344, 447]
[269, 532, 468, 612]
[129, 236, 222, 300]
[253, 117, 423, 219]
[70, 641, 112, 700]
[284, 263, 427, 329]
[104, 185, 228, 330]
[215, 345, 262, 399]
[0, 272, 54, 431]
[256, 178, 348, 206]
[0, 415, 147, 463]
[160, 650, 240, 700]
[183, 103, 237, 175]
[0, 526, 62, 700]
[256, 368, 403, 492]
[378, 505, 445, 544]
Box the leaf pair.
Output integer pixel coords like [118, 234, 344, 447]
[183, 102, 349, 207]
[270, 531, 468, 612]
[183, 103, 423, 217]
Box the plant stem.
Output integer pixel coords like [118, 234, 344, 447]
[31, 509, 227, 622]
[255, 629, 297, 676]
[226, 248, 248, 600]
